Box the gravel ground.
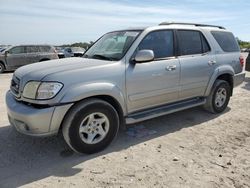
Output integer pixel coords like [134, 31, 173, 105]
[0, 71, 249, 188]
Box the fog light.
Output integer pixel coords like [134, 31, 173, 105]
[17, 122, 29, 131]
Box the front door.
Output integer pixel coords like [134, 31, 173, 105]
[126, 30, 180, 113]
[6, 46, 27, 69]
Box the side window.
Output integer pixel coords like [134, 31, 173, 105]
[65, 48, 72, 53]
[8, 46, 25, 54]
[178, 30, 203, 55]
[138, 30, 174, 59]
[201, 34, 210, 53]
[211, 31, 240, 52]
[39, 46, 51, 53]
[26, 46, 39, 53]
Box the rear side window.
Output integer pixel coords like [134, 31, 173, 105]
[138, 30, 174, 59]
[26, 46, 39, 53]
[211, 31, 240, 52]
[39, 46, 52, 52]
[178, 30, 210, 55]
[65, 48, 72, 53]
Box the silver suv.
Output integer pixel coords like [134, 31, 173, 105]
[0, 45, 58, 73]
[6, 22, 245, 154]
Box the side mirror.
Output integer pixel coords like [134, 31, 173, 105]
[134, 50, 154, 63]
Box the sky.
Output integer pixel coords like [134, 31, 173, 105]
[0, 0, 249, 45]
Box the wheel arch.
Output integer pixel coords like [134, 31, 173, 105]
[60, 82, 127, 114]
[58, 83, 127, 130]
[0, 60, 6, 73]
[59, 95, 125, 131]
[216, 74, 233, 96]
[205, 66, 234, 96]
[0, 60, 6, 68]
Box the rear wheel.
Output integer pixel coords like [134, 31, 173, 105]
[203, 80, 231, 113]
[62, 99, 119, 154]
[0, 63, 5, 73]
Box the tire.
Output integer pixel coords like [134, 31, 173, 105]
[0, 63, 5, 73]
[203, 80, 231, 113]
[62, 99, 119, 154]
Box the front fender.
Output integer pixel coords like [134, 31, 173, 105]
[204, 65, 234, 96]
[60, 82, 126, 114]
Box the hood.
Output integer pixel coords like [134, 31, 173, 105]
[14, 57, 111, 81]
[0, 50, 5, 55]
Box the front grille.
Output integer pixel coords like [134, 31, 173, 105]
[10, 75, 20, 97]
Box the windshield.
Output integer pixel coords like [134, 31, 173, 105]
[84, 31, 141, 61]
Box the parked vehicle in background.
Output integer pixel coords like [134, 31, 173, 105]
[0, 45, 58, 73]
[246, 53, 250, 71]
[72, 47, 85, 57]
[241, 48, 250, 52]
[0, 46, 8, 52]
[55, 47, 64, 58]
[56, 47, 74, 58]
[61, 47, 86, 57]
[6, 22, 245, 154]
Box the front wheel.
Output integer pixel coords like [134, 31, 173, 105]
[203, 80, 231, 113]
[62, 99, 119, 154]
[0, 63, 5, 73]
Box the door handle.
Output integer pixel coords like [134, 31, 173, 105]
[165, 65, 176, 71]
[152, 73, 163, 77]
[208, 60, 216, 65]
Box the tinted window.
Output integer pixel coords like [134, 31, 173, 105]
[201, 34, 210, 53]
[138, 30, 174, 58]
[27, 46, 39, 53]
[211, 31, 240, 52]
[39, 46, 52, 53]
[178, 30, 203, 55]
[65, 48, 72, 53]
[8, 46, 25, 54]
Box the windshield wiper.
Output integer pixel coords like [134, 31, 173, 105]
[92, 54, 114, 61]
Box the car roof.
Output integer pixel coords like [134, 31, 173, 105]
[118, 22, 227, 32]
[8, 44, 53, 47]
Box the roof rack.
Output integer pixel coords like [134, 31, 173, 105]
[159, 22, 225, 29]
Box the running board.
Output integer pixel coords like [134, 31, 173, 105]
[125, 98, 206, 124]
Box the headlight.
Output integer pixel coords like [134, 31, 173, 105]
[22, 81, 41, 99]
[36, 82, 63, 99]
[22, 81, 63, 100]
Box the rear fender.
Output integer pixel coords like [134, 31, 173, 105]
[205, 65, 234, 96]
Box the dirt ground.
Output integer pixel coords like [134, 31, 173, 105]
[0, 70, 249, 188]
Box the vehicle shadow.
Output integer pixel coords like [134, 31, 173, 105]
[242, 75, 250, 91]
[1, 71, 14, 74]
[0, 107, 230, 187]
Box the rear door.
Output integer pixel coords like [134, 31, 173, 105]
[38, 45, 55, 61]
[26, 46, 40, 64]
[5, 46, 27, 69]
[177, 30, 216, 100]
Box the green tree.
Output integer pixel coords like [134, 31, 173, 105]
[236, 38, 250, 49]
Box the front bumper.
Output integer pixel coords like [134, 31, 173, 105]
[234, 72, 246, 87]
[6, 91, 73, 137]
